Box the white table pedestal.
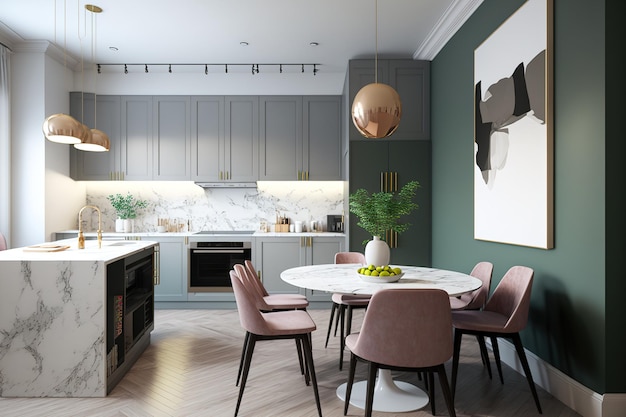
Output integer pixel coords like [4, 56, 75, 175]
[336, 369, 429, 412]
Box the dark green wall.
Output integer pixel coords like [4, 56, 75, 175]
[430, 0, 625, 394]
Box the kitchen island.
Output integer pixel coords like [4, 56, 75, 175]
[0, 239, 158, 397]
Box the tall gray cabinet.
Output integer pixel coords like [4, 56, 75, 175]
[347, 59, 432, 266]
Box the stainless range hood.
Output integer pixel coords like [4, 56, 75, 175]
[194, 182, 257, 188]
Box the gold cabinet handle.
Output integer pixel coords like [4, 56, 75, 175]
[153, 244, 160, 286]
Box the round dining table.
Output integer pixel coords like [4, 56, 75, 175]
[280, 263, 482, 413]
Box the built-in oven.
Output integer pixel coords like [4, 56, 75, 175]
[188, 232, 253, 292]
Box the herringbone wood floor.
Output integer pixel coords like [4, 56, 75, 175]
[0, 309, 581, 417]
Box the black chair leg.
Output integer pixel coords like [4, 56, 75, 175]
[511, 333, 542, 414]
[325, 302, 337, 348]
[436, 365, 457, 417]
[344, 353, 358, 415]
[339, 305, 346, 370]
[364, 362, 378, 417]
[301, 334, 323, 417]
[451, 329, 463, 399]
[477, 335, 493, 379]
[236, 331, 250, 386]
[235, 334, 257, 417]
[428, 371, 436, 415]
[491, 336, 504, 384]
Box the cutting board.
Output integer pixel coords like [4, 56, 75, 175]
[24, 244, 71, 252]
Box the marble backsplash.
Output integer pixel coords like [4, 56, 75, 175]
[85, 181, 345, 233]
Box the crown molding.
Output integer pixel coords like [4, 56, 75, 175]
[0, 22, 78, 68]
[413, 0, 484, 61]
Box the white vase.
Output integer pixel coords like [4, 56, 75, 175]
[123, 219, 133, 233]
[115, 218, 125, 233]
[364, 236, 390, 266]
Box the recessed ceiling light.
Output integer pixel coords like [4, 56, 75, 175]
[310, 42, 319, 46]
[240, 41, 249, 46]
[109, 46, 118, 51]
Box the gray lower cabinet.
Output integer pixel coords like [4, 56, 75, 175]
[259, 96, 342, 180]
[255, 236, 345, 302]
[153, 236, 188, 302]
[348, 59, 430, 141]
[153, 96, 191, 180]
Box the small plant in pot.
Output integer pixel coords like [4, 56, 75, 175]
[107, 193, 148, 232]
[349, 180, 420, 266]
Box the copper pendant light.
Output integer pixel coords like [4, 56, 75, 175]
[351, 0, 402, 139]
[42, 113, 83, 144]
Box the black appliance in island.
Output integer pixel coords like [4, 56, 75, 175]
[188, 231, 253, 292]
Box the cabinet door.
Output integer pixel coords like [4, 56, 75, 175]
[121, 96, 153, 180]
[226, 96, 259, 182]
[348, 141, 431, 266]
[153, 237, 187, 301]
[388, 61, 431, 140]
[70, 93, 121, 180]
[259, 96, 303, 180]
[255, 237, 304, 295]
[304, 237, 344, 301]
[153, 96, 191, 180]
[192, 96, 224, 181]
[303, 96, 342, 180]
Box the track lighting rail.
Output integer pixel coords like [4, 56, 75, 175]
[97, 63, 320, 75]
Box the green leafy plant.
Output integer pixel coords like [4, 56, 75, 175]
[107, 193, 148, 219]
[349, 180, 420, 245]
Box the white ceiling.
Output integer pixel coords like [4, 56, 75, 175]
[0, 0, 482, 77]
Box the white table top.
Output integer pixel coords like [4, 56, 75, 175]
[280, 263, 482, 297]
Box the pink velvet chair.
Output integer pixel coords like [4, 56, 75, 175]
[451, 265, 542, 414]
[233, 264, 308, 386]
[325, 251, 370, 370]
[450, 261, 494, 378]
[240, 261, 308, 310]
[229, 270, 322, 417]
[344, 289, 456, 417]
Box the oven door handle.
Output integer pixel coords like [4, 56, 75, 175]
[191, 249, 246, 254]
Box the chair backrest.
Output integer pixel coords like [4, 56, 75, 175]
[484, 266, 534, 333]
[334, 252, 366, 265]
[244, 259, 269, 297]
[350, 289, 453, 368]
[461, 261, 494, 310]
[0, 233, 6, 251]
[234, 264, 271, 311]
[230, 269, 271, 335]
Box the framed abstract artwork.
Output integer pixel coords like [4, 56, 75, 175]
[473, 0, 554, 249]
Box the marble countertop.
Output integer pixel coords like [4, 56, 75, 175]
[0, 238, 157, 262]
[55, 230, 345, 238]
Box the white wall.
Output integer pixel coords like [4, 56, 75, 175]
[10, 47, 86, 247]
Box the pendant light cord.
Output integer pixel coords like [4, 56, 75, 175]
[375, 0, 378, 84]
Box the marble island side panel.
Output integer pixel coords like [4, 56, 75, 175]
[0, 260, 106, 397]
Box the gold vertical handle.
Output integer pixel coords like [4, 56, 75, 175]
[306, 171, 309, 180]
[380, 172, 384, 192]
[308, 237, 312, 247]
[394, 172, 398, 192]
[153, 244, 160, 286]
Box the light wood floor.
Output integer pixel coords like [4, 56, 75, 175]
[0, 309, 581, 417]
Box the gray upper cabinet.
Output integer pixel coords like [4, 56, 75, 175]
[192, 96, 258, 182]
[121, 96, 153, 180]
[259, 96, 303, 180]
[153, 96, 191, 180]
[224, 96, 259, 182]
[70, 93, 121, 180]
[259, 95, 341, 180]
[191, 96, 224, 182]
[303, 96, 342, 180]
[348, 59, 430, 141]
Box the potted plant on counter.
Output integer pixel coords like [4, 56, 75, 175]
[349, 180, 420, 266]
[107, 193, 148, 232]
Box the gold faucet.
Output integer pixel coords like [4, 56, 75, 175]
[78, 205, 102, 249]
